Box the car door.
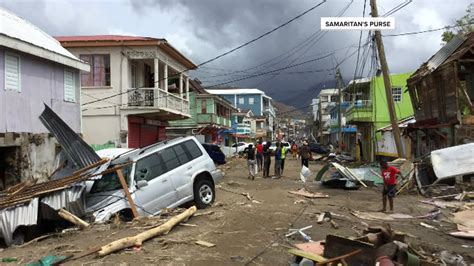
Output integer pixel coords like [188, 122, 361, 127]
[170, 140, 204, 199]
[133, 152, 178, 215]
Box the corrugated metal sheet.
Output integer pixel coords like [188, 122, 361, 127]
[39, 104, 101, 168]
[0, 198, 39, 246]
[426, 35, 466, 71]
[40, 185, 86, 218]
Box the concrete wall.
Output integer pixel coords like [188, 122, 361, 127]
[0, 47, 81, 133]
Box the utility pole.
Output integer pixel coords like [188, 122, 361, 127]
[370, 0, 405, 158]
[336, 68, 343, 150]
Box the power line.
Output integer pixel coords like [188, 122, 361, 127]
[382, 0, 412, 17]
[81, 0, 327, 107]
[384, 22, 474, 37]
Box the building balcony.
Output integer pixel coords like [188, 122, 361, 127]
[345, 100, 373, 122]
[197, 113, 231, 128]
[125, 88, 190, 117]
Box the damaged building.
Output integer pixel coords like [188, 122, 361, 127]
[407, 32, 474, 157]
[0, 7, 90, 188]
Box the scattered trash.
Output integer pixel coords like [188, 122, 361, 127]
[26, 255, 67, 266]
[195, 240, 216, 248]
[300, 166, 311, 183]
[1, 257, 18, 263]
[288, 188, 329, 199]
[294, 199, 307, 205]
[351, 209, 441, 221]
[439, 250, 466, 266]
[230, 255, 244, 262]
[419, 222, 438, 230]
[286, 225, 313, 242]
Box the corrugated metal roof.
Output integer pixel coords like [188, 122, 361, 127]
[426, 34, 466, 71]
[377, 116, 416, 131]
[39, 104, 101, 169]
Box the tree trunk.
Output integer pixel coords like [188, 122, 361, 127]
[58, 208, 90, 229]
[98, 206, 197, 256]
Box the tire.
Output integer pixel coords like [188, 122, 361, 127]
[193, 178, 215, 209]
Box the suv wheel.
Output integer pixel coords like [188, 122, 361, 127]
[194, 179, 215, 209]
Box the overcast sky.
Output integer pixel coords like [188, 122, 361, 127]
[0, 0, 471, 105]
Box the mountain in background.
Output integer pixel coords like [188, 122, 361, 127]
[266, 79, 337, 109]
[273, 101, 306, 119]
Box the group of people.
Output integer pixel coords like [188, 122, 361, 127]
[246, 141, 289, 180]
[246, 140, 313, 179]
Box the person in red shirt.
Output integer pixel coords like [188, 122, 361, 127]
[380, 160, 400, 212]
[255, 141, 264, 172]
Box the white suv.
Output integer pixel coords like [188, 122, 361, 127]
[86, 136, 223, 223]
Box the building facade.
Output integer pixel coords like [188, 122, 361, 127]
[56, 35, 196, 149]
[345, 73, 414, 161]
[316, 88, 339, 144]
[206, 88, 276, 140]
[167, 79, 236, 144]
[407, 33, 474, 158]
[0, 8, 89, 187]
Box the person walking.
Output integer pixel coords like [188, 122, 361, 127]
[273, 142, 282, 179]
[280, 143, 288, 175]
[256, 141, 264, 172]
[291, 142, 298, 159]
[246, 144, 256, 180]
[263, 141, 272, 178]
[299, 141, 310, 168]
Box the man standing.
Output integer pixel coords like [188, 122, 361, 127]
[263, 141, 272, 178]
[256, 141, 264, 172]
[379, 160, 400, 213]
[273, 142, 282, 179]
[246, 144, 256, 180]
[299, 141, 311, 168]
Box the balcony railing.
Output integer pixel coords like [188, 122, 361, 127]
[348, 100, 372, 110]
[127, 88, 189, 115]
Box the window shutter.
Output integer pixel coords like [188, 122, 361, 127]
[64, 70, 75, 102]
[4, 53, 21, 92]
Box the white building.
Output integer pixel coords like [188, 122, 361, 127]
[56, 35, 197, 149]
[316, 88, 339, 143]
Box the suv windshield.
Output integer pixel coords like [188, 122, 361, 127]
[90, 164, 132, 193]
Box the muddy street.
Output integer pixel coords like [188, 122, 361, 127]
[1, 158, 472, 265]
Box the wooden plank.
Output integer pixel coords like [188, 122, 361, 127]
[317, 213, 326, 224]
[58, 208, 90, 229]
[316, 249, 362, 266]
[116, 169, 139, 218]
[288, 248, 327, 262]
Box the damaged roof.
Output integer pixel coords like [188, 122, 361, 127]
[39, 105, 101, 169]
[408, 32, 474, 84]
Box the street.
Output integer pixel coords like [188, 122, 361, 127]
[1, 158, 472, 265]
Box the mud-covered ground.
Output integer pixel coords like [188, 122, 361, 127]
[1, 157, 472, 265]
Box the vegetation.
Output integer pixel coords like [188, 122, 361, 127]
[442, 3, 474, 43]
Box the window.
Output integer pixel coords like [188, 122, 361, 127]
[134, 153, 166, 182]
[238, 97, 244, 104]
[392, 87, 402, 102]
[249, 97, 255, 105]
[79, 54, 111, 87]
[182, 140, 202, 160]
[173, 144, 189, 165]
[4, 52, 21, 92]
[201, 99, 207, 114]
[64, 70, 75, 102]
[90, 165, 132, 193]
[161, 147, 180, 172]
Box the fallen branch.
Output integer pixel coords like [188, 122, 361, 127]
[58, 208, 90, 229]
[97, 206, 197, 256]
[219, 186, 253, 201]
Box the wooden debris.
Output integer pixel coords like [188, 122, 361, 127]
[58, 208, 90, 229]
[195, 240, 216, 248]
[288, 248, 327, 262]
[330, 220, 339, 229]
[289, 188, 329, 199]
[317, 249, 362, 266]
[97, 206, 197, 256]
[179, 223, 197, 227]
[419, 222, 438, 231]
[317, 213, 326, 224]
[194, 211, 215, 217]
[116, 169, 139, 218]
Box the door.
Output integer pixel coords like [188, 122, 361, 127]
[133, 152, 177, 215]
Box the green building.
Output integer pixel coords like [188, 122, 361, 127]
[345, 72, 414, 161]
[167, 80, 236, 144]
